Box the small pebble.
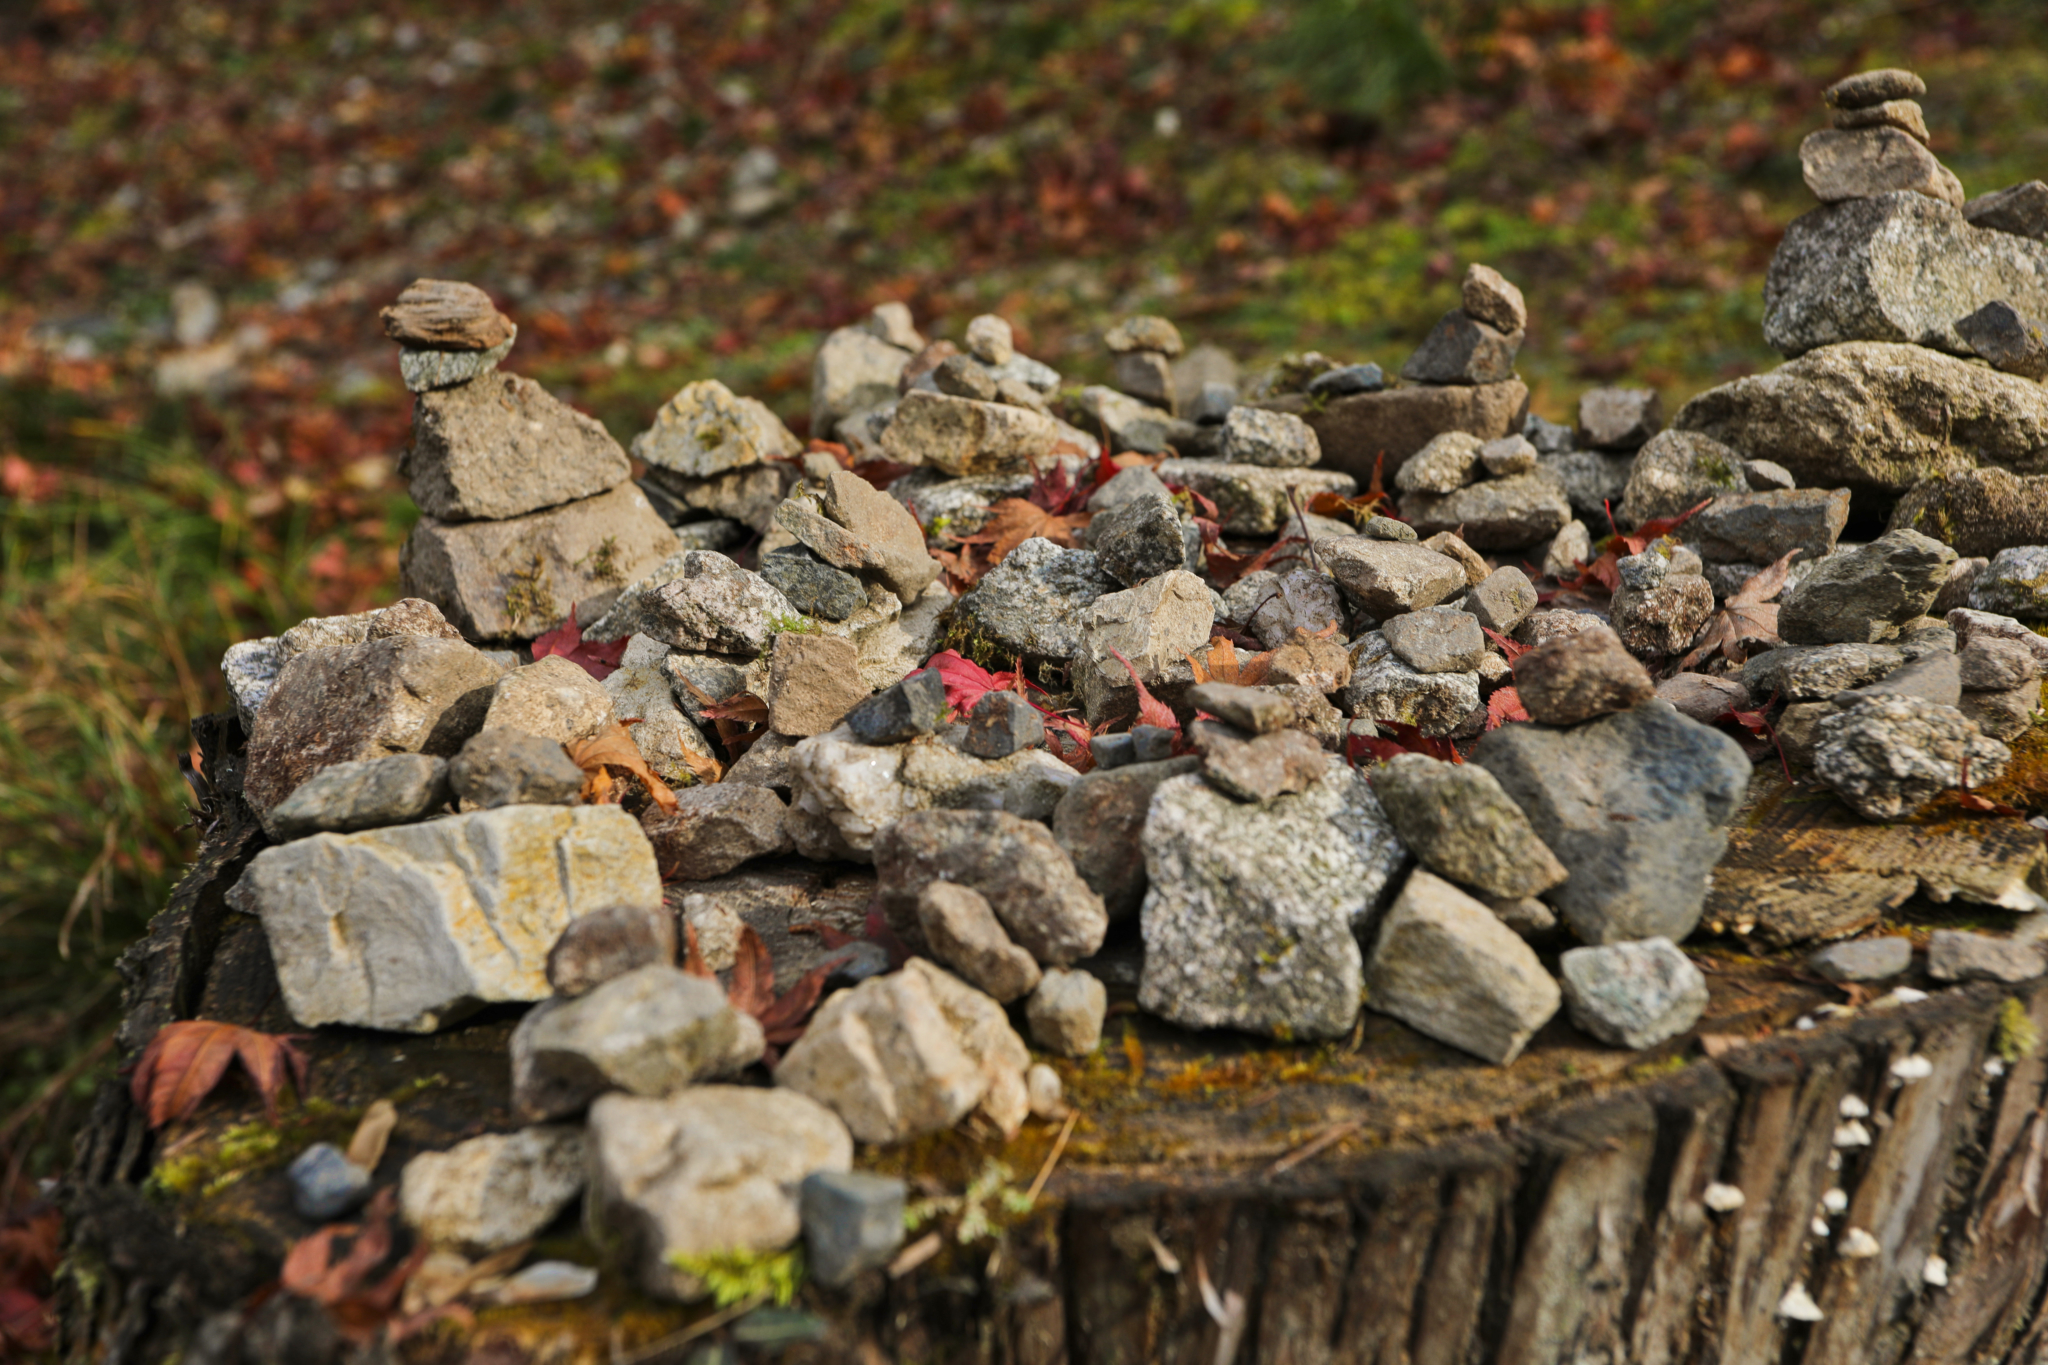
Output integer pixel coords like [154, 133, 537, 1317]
[1130, 725, 1176, 764]
[1090, 733, 1136, 769]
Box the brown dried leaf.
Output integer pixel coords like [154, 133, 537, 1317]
[1728, 548, 1802, 607]
[128, 1020, 310, 1129]
[567, 722, 678, 816]
[957, 498, 1091, 564]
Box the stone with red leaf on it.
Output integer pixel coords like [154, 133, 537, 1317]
[1511, 623, 1655, 727]
[1072, 570, 1214, 723]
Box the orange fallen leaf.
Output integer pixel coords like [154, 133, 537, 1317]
[955, 497, 1092, 565]
[568, 723, 679, 816]
[128, 1020, 309, 1129]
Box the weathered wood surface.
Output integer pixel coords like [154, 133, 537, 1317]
[56, 718, 2048, 1364]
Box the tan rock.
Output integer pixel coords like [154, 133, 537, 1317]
[767, 633, 868, 737]
[484, 654, 615, 744]
[380, 279, 515, 350]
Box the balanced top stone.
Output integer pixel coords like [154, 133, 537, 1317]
[380, 279, 516, 351]
[1823, 68, 1926, 111]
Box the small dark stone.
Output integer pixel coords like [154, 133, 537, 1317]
[547, 903, 678, 996]
[449, 728, 584, 809]
[1090, 494, 1187, 588]
[1307, 363, 1386, 398]
[962, 691, 1045, 758]
[824, 940, 892, 993]
[1090, 732, 1136, 769]
[801, 1171, 907, 1287]
[1399, 311, 1521, 386]
[843, 668, 948, 744]
[759, 546, 866, 622]
[287, 1142, 372, 1222]
[1524, 414, 1576, 455]
[1131, 725, 1176, 763]
[933, 354, 999, 401]
[1965, 181, 2048, 241]
[1956, 300, 2048, 381]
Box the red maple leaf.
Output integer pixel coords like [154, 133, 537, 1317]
[1348, 722, 1462, 765]
[1107, 648, 1181, 737]
[531, 604, 629, 681]
[724, 926, 849, 1058]
[128, 1020, 310, 1128]
[1485, 686, 1529, 730]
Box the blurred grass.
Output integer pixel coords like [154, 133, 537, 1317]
[6, 0, 2048, 1188]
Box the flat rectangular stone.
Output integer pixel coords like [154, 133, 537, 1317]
[1261, 379, 1528, 484]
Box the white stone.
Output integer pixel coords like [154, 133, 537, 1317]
[401, 1126, 586, 1253]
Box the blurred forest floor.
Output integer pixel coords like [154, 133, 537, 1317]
[3, 0, 2046, 1191]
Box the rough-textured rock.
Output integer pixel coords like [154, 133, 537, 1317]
[1089, 493, 1188, 587]
[1472, 704, 1750, 943]
[1153, 459, 1359, 536]
[1558, 938, 1708, 1050]
[1395, 431, 1484, 494]
[876, 810, 1106, 967]
[403, 373, 629, 523]
[1959, 635, 2043, 692]
[757, 547, 864, 622]
[381, 279, 516, 350]
[1739, 641, 1906, 702]
[643, 784, 791, 881]
[631, 379, 800, 479]
[643, 463, 792, 535]
[1220, 405, 1319, 467]
[1341, 636, 1483, 736]
[1370, 753, 1568, 900]
[800, 1172, 907, 1290]
[1927, 929, 2046, 984]
[1511, 624, 1655, 725]
[1616, 431, 1750, 528]
[1026, 968, 1107, 1057]
[232, 805, 659, 1031]
[244, 635, 504, 826]
[881, 390, 1065, 476]
[1104, 315, 1184, 356]
[1196, 724, 1329, 803]
[804, 469, 944, 602]
[1072, 570, 1213, 723]
[401, 482, 678, 640]
[1139, 763, 1405, 1041]
[842, 668, 948, 745]
[1261, 379, 1530, 484]
[1320, 537, 1467, 619]
[1478, 433, 1538, 478]
[964, 315, 1014, 365]
[1246, 568, 1346, 649]
[587, 1086, 851, 1299]
[1833, 649, 1964, 710]
[1074, 385, 1183, 455]
[1690, 488, 1850, 565]
[1809, 936, 1914, 983]
[1957, 300, 2048, 380]
[1967, 180, 2048, 239]
[1541, 450, 1636, 527]
[915, 881, 1041, 1002]
[1833, 95, 1930, 139]
[636, 552, 796, 654]
[592, 637, 715, 788]
[1779, 528, 1957, 643]
[1890, 467, 2048, 558]
[785, 731, 1075, 860]
[1462, 263, 1527, 335]
[1466, 566, 1539, 635]
[1381, 606, 1487, 673]
[1824, 68, 1925, 109]
[1798, 128, 1962, 208]
[813, 327, 912, 435]
[546, 903, 677, 997]
[763, 633, 866, 738]
[448, 728, 583, 809]
[776, 959, 1029, 1144]
[948, 538, 1119, 664]
[1363, 870, 1561, 1066]
[1672, 341, 2048, 495]
[1577, 388, 1664, 451]
[268, 753, 451, 839]
[1970, 545, 2048, 620]
[287, 1144, 372, 1222]
[1401, 310, 1522, 385]
[1610, 565, 1716, 658]
[1542, 520, 1594, 579]
[483, 655, 614, 745]
[1655, 672, 1750, 724]
[960, 689, 1044, 759]
[1264, 626, 1353, 694]
[401, 1127, 585, 1254]
[1188, 683, 1292, 735]
[1051, 756, 1201, 922]
[1765, 194, 2048, 358]
[1400, 470, 1573, 549]
[511, 966, 758, 1120]
[1813, 695, 2011, 820]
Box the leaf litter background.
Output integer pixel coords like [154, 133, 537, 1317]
[2, 0, 2045, 1260]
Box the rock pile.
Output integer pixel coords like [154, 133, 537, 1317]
[199, 80, 2048, 1315]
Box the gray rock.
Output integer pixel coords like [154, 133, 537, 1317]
[1364, 870, 1560, 1065]
[511, 965, 759, 1120]
[1610, 569, 1716, 657]
[1957, 300, 2048, 380]
[1799, 128, 1961, 208]
[1577, 388, 1664, 451]
[643, 784, 792, 881]
[1558, 937, 1708, 1050]
[1951, 606, 2048, 666]
[400, 482, 680, 641]
[398, 336, 514, 393]
[1086, 464, 1173, 514]
[1197, 723, 1328, 802]
[1808, 936, 1913, 983]
[483, 654, 615, 745]
[987, 352, 1064, 394]
[1689, 489, 1850, 565]
[243, 635, 504, 828]
[1832, 97, 1930, 135]
[1617, 431, 1750, 528]
[639, 552, 796, 654]
[450, 728, 584, 809]
[1370, 753, 1568, 899]
[843, 668, 948, 745]
[1525, 413, 1577, 455]
[1263, 379, 1531, 486]
[269, 753, 450, 839]
[1395, 431, 1483, 494]
[1743, 459, 1798, 491]
[1071, 570, 1213, 724]
[1779, 529, 1957, 643]
[1307, 364, 1385, 398]
[1514, 608, 1611, 648]
[631, 379, 800, 479]
[883, 390, 1067, 476]
[1247, 568, 1345, 650]
[1463, 264, 1527, 335]
[1971, 546, 2048, 620]
[1824, 68, 1925, 109]
[1188, 682, 1292, 734]
[1960, 636, 2042, 691]
[1074, 385, 1184, 455]
[1467, 566, 1539, 636]
[643, 464, 793, 535]
[1479, 434, 1539, 477]
[1399, 469, 1573, 549]
[1154, 459, 1358, 535]
[1220, 405, 1319, 467]
[1542, 520, 1594, 579]
[1340, 636, 1483, 736]
[759, 548, 865, 622]
[1382, 606, 1487, 673]
[1104, 315, 1184, 357]
[1139, 763, 1405, 1041]
[949, 538, 1119, 664]
[865, 302, 924, 350]
[1927, 929, 2046, 984]
[1511, 624, 1655, 725]
[1834, 650, 1963, 709]
[876, 810, 1107, 967]
[1966, 181, 2048, 240]
[1026, 968, 1108, 1058]
[1401, 310, 1522, 385]
[812, 326, 912, 435]
[1112, 351, 1177, 410]
[785, 730, 1076, 861]
[287, 1143, 372, 1222]
[1541, 451, 1636, 526]
[1090, 494, 1188, 587]
[916, 881, 1041, 1002]
[1089, 734, 1133, 767]
[965, 315, 1014, 365]
[588, 1086, 851, 1299]
[1813, 694, 2011, 820]
[401, 1126, 586, 1254]
[1740, 641, 1906, 702]
[222, 637, 284, 734]
[403, 373, 631, 522]
[1892, 468, 2048, 559]
[962, 690, 1044, 759]
[1051, 756, 1202, 922]
[801, 1172, 906, 1289]
[1320, 537, 1467, 619]
[1655, 672, 1750, 724]
[1472, 704, 1750, 943]
[934, 353, 999, 401]
[547, 902, 677, 997]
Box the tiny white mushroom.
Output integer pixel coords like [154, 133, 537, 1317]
[1839, 1227, 1880, 1258]
[1821, 1188, 1848, 1215]
[1892, 1054, 1934, 1082]
[1923, 1255, 1949, 1287]
[1778, 1283, 1824, 1322]
[1812, 1216, 1832, 1237]
[1839, 1094, 1870, 1119]
[1703, 1182, 1745, 1213]
[1892, 987, 1929, 1004]
[1796, 1015, 1817, 1031]
[1986, 1058, 2008, 1078]
[1827, 1150, 1843, 1171]
[1835, 1119, 1873, 1148]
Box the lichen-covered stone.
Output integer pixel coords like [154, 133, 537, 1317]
[1969, 546, 2048, 621]
[404, 373, 631, 522]
[1779, 528, 1957, 644]
[1370, 753, 1567, 900]
[632, 379, 800, 479]
[1814, 694, 2011, 821]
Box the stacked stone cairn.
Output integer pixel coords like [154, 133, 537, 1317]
[210, 71, 2048, 1305]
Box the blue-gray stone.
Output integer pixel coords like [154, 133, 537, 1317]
[843, 669, 948, 744]
[800, 1170, 907, 1287]
[287, 1142, 372, 1222]
[1131, 725, 1176, 764]
[962, 691, 1045, 759]
[1308, 363, 1386, 398]
[759, 547, 865, 622]
[1090, 733, 1136, 769]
